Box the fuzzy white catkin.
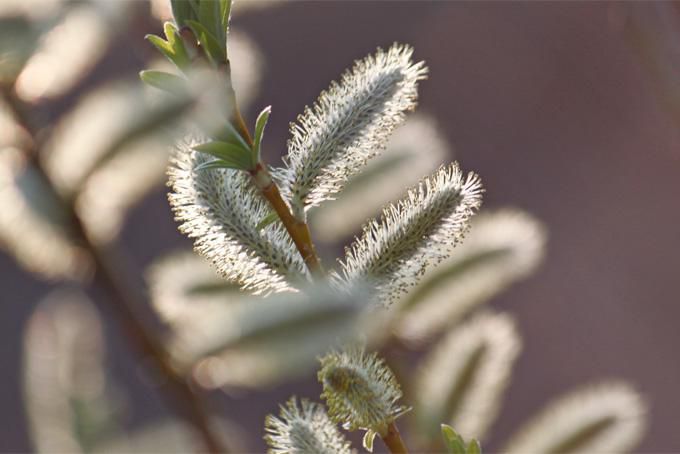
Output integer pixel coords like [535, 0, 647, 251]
[264, 398, 352, 454]
[168, 140, 306, 294]
[333, 162, 483, 307]
[145, 251, 235, 327]
[178, 284, 368, 390]
[76, 137, 169, 242]
[414, 311, 521, 442]
[279, 43, 428, 219]
[503, 382, 647, 454]
[395, 208, 547, 342]
[310, 113, 449, 242]
[14, 5, 110, 102]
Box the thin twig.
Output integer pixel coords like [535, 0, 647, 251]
[1, 87, 227, 454]
[381, 422, 410, 454]
[229, 98, 324, 277]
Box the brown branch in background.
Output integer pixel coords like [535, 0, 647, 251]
[1, 87, 227, 454]
[381, 422, 410, 454]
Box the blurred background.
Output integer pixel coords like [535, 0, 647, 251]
[1, 1, 679, 452]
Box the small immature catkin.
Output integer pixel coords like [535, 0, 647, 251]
[318, 346, 410, 437]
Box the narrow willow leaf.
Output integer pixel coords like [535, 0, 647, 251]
[414, 312, 521, 443]
[194, 159, 242, 172]
[14, 5, 110, 101]
[503, 382, 647, 454]
[256, 211, 279, 231]
[198, 0, 227, 54]
[264, 397, 352, 454]
[363, 430, 377, 452]
[219, 0, 232, 34]
[139, 70, 187, 94]
[318, 345, 410, 436]
[170, 0, 197, 27]
[441, 425, 467, 454]
[279, 43, 428, 219]
[23, 290, 118, 453]
[332, 163, 483, 307]
[75, 138, 169, 242]
[395, 208, 546, 342]
[0, 149, 90, 280]
[186, 19, 225, 64]
[177, 284, 373, 389]
[162, 21, 190, 69]
[252, 105, 271, 163]
[467, 439, 482, 454]
[193, 140, 253, 170]
[146, 34, 179, 66]
[168, 139, 306, 294]
[310, 113, 448, 241]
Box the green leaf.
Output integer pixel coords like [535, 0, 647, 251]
[256, 211, 279, 231]
[193, 141, 254, 170]
[252, 105, 271, 163]
[163, 22, 190, 69]
[220, 0, 232, 34]
[194, 159, 245, 172]
[170, 0, 198, 27]
[186, 19, 225, 65]
[214, 121, 251, 151]
[198, 0, 223, 45]
[145, 34, 183, 70]
[467, 439, 482, 454]
[363, 430, 377, 452]
[139, 70, 187, 94]
[145, 23, 192, 70]
[442, 425, 466, 454]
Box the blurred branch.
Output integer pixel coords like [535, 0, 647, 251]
[0, 85, 226, 454]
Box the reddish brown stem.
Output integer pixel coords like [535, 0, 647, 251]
[2, 87, 226, 454]
[231, 103, 324, 278]
[250, 163, 324, 278]
[381, 422, 410, 454]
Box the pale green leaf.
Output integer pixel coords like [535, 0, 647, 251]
[256, 211, 279, 231]
[194, 158, 244, 172]
[220, 0, 232, 33]
[162, 21, 190, 69]
[192, 140, 253, 170]
[442, 425, 466, 454]
[170, 0, 197, 27]
[467, 439, 482, 454]
[198, 0, 224, 47]
[363, 430, 377, 452]
[252, 105, 271, 163]
[186, 19, 225, 64]
[139, 70, 187, 94]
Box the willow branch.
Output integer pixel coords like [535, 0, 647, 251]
[226, 85, 324, 278]
[381, 422, 410, 454]
[1, 87, 226, 454]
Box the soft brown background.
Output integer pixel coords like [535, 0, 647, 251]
[1, 1, 679, 452]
